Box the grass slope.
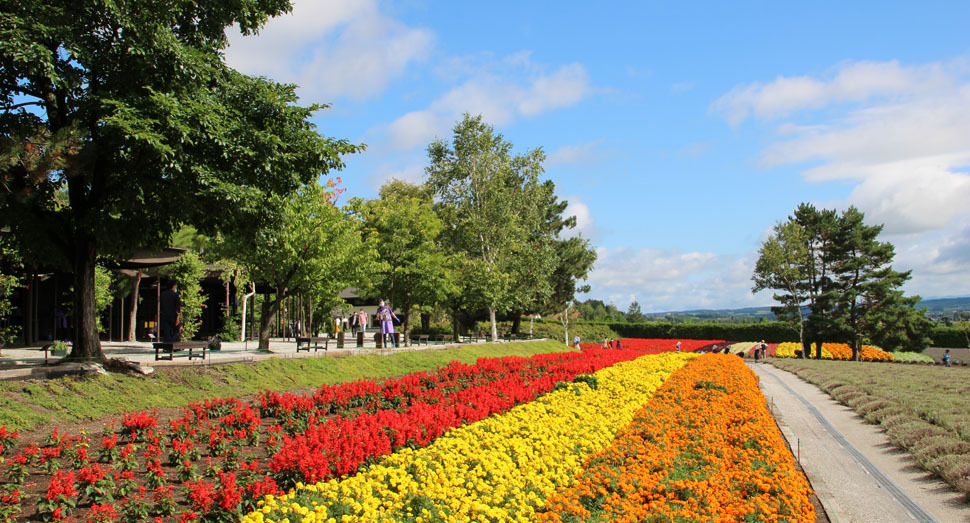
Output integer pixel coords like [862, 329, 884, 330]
[772, 359, 970, 496]
[0, 341, 572, 432]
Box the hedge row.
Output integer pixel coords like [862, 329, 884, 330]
[580, 321, 799, 343]
[928, 326, 969, 349]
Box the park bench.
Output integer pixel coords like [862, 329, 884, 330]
[461, 331, 485, 343]
[153, 341, 207, 361]
[431, 334, 454, 344]
[409, 334, 430, 346]
[295, 336, 329, 353]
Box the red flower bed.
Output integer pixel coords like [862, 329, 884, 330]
[0, 349, 645, 521]
[581, 338, 726, 353]
[266, 349, 647, 483]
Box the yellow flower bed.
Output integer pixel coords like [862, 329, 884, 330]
[774, 342, 894, 361]
[729, 342, 757, 355]
[242, 353, 694, 523]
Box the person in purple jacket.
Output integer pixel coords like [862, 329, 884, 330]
[376, 300, 399, 348]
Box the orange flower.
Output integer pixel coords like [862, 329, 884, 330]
[538, 354, 815, 522]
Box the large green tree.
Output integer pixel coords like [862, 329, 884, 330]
[0, 1, 358, 361]
[752, 220, 810, 353]
[754, 203, 931, 358]
[426, 114, 548, 340]
[348, 180, 456, 344]
[830, 206, 931, 356]
[225, 181, 371, 350]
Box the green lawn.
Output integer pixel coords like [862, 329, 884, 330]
[772, 359, 970, 496]
[0, 341, 573, 432]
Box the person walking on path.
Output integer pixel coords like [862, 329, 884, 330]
[376, 300, 399, 348]
[759, 340, 768, 362]
[159, 281, 181, 343]
[357, 309, 368, 335]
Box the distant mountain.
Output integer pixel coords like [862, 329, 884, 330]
[643, 296, 970, 321]
[916, 296, 970, 315]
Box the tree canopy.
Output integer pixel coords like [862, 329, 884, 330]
[753, 203, 932, 356]
[0, 1, 359, 359]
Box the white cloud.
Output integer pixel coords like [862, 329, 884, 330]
[712, 59, 953, 125]
[383, 55, 592, 151]
[561, 197, 598, 241]
[714, 56, 970, 292]
[547, 139, 604, 166]
[583, 247, 769, 312]
[224, 0, 433, 102]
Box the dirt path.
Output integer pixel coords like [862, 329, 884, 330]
[751, 362, 970, 522]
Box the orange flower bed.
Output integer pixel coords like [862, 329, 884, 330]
[823, 343, 895, 362]
[538, 354, 815, 522]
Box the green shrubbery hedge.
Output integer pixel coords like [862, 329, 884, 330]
[581, 321, 799, 343]
[929, 326, 969, 349]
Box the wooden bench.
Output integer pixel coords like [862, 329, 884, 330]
[409, 334, 430, 346]
[295, 336, 329, 353]
[153, 341, 207, 361]
[431, 334, 454, 344]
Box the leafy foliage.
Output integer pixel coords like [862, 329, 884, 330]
[162, 251, 206, 341]
[0, 0, 358, 359]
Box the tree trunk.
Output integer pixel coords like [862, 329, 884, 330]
[852, 337, 860, 361]
[813, 340, 822, 360]
[68, 236, 104, 362]
[421, 312, 430, 331]
[451, 306, 460, 341]
[511, 313, 521, 334]
[258, 287, 283, 351]
[23, 270, 34, 344]
[561, 305, 570, 346]
[489, 307, 498, 341]
[126, 270, 142, 342]
[403, 304, 411, 347]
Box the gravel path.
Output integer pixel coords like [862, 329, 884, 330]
[750, 362, 970, 523]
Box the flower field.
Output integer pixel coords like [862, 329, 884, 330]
[579, 339, 725, 352]
[242, 353, 693, 522]
[0, 344, 821, 522]
[0, 349, 649, 522]
[539, 354, 815, 522]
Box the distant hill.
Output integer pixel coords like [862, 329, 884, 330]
[642, 296, 970, 321]
[916, 296, 970, 315]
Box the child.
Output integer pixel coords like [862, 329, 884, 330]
[943, 349, 951, 367]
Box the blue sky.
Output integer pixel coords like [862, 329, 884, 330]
[225, 1, 970, 313]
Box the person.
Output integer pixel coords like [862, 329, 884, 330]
[573, 335, 581, 348]
[334, 316, 341, 334]
[753, 344, 760, 363]
[675, 341, 681, 352]
[616, 339, 622, 350]
[357, 309, 368, 335]
[376, 300, 399, 348]
[943, 349, 951, 367]
[350, 312, 358, 336]
[159, 281, 181, 343]
[759, 340, 768, 362]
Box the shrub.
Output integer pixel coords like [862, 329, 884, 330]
[912, 436, 970, 470]
[933, 454, 970, 495]
[887, 421, 947, 450]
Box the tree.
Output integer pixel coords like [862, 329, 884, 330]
[753, 220, 809, 354]
[830, 207, 930, 357]
[224, 181, 371, 350]
[626, 300, 645, 323]
[0, 236, 22, 350]
[348, 180, 456, 344]
[754, 203, 931, 358]
[1, 1, 358, 361]
[792, 204, 840, 359]
[161, 251, 206, 341]
[546, 236, 596, 344]
[426, 114, 546, 340]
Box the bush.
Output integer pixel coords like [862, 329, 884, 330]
[929, 326, 969, 349]
[577, 320, 799, 342]
[888, 351, 934, 363]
